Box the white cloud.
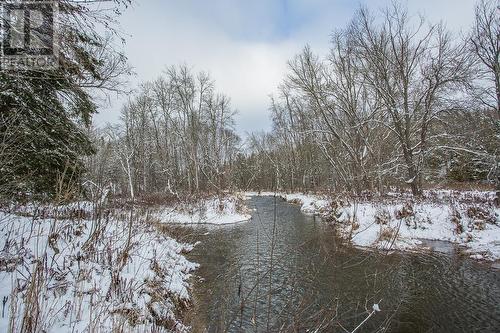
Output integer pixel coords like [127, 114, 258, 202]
[93, 0, 477, 135]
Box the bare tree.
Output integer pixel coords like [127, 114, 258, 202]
[351, 5, 470, 195]
[469, 0, 500, 117]
[89, 66, 241, 199]
[468, 0, 500, 204]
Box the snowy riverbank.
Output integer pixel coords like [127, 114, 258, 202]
[154, 195, 251, 225]
[0, 193, 252, 331]
[246, 191, 500, 261]
[0, 202, 199, 332]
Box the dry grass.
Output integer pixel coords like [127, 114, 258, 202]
[424, 181, 495, 192]
[374, 209, 391, 225]
[377, 227, 397, 243]
[450, 208, 464, 234]
[395, 202, 414, 220]
[1, 198, 197, 332]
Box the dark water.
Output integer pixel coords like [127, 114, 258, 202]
[188, 196, 500, 332]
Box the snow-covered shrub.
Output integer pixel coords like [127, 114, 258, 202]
[466, 205, 496, 224]
[395, 202, 414, 220]
[322, 200, 345, 224]
[288, 198, 303, 205]
[0, 206, 198, 332]
[450, 208, 464, 234]
[377, 226, 397, 243]
[374, 208, 391, 225]
[462, 204, 497, 231]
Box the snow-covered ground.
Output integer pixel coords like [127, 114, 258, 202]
[0, 193, 251, 332]
[154, 195, 251, 225]
[246, 191, 500, 261]
[0, 204, 198, 332]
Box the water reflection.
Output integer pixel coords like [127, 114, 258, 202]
[188, 196, 500, 332]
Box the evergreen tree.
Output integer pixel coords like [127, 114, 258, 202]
[0, 0, 130, 199]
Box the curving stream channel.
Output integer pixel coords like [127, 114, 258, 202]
[187, 196, 500, 332]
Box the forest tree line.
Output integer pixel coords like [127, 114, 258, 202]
[86, 66, 242, 199]
[0, 0, 498, 202]
[79, 0, 500, 200]
[239, 0, 499, 197]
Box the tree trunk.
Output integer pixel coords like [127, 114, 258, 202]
[402, 148, 422, 196]
[410, 180, 421, 197]
[495, 160, 500, 207]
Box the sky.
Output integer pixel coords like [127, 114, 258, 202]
[93, 0, 477, 136]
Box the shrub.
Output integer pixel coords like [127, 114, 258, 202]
[378, 226, 397, 242]
[395, 202, 414, 219]
[374, 209, 391, 225]
[466, 205, 496, 225]
[450, 208, 464, 234]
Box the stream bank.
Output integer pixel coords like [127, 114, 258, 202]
[255, 190, 500, 262]
[187, 196, 500, 332]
